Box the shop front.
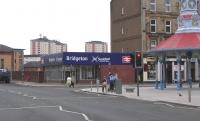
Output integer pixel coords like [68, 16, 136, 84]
[42, 52, 134, 84]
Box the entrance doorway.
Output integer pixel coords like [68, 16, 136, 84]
[65, 71, 71, 80]
[166, 61, 172, 83]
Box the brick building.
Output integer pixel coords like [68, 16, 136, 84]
[0, 44, 24, 71]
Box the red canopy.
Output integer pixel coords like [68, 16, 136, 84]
[153, 33, 200, 52]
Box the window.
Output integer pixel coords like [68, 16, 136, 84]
[165, 20, 171, 33]
[150, 40, 157, 48]
[81, 66, 95, 80]
[165, 0, 171, 12]
[147, 61, 156, 80]
[121, 26, 124, 35]
[150, 19, 156, 33]
[0, 59, 4, 68]
[121, 7, 125, 15]
[150, 0, 156, 11]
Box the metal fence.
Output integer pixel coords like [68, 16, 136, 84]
[12, 71, 44, 83]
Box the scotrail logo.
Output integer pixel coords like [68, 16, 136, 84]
[92, 56, 110, 63]
[92, 56, 98, 62]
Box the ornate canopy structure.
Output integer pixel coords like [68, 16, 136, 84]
[148, 0, 200, 90]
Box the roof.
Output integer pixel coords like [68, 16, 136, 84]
[149, 33, 200, 52]
[85, 41, 106, 44]
[24, 55, 41, 57]
[0, 44, 13, 52]
[31, 37, 49, 42]
[31, 37, 66, 45]
[24, 61, 42, 68]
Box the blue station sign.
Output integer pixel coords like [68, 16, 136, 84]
[63, 52, 132, 65]
[42, 52, 132, 66]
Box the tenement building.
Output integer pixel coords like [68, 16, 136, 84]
[85, 41, 108, 52]
[111, 0, 180, 82]
[30, 36, 67, 55]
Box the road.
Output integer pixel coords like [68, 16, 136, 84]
[0, 84, 199, 121]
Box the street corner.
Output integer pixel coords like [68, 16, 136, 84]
[79, 87, 123, 97]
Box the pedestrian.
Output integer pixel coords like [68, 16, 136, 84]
[66, 77, 72, 87]
[102, 76, 107, 93]
[113, 73, 118, 90]
[70, 79, 75, 88]
[108, 73, 114, 92]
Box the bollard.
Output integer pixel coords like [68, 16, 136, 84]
[90, 81, 93, 92]
[199, 81, 200, 88]
[96, 79, 99, 93]
[155, 80, 159, 89]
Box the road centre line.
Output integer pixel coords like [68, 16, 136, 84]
[17, 92, 22, 94]
[59, 106, 92, 121]
[4, 89, 37, 100]
[0, 105, 92, 121]
[0, 105, 58, 111]
[23, 94, 37, 100]
[0, 89, 5, 91]
[23, 94, 28, 96]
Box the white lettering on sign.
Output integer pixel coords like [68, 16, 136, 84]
[66, 56, 88, 62]
[92, 56, 110, 63]
[49, 58, 55, 62]
[49, 57, 62, 63]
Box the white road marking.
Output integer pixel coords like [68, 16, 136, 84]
[17, 92, 22, 95]
[1, 89, 92, 120]
[0, 105, 92, 121]
[58, 106, 92, 121]
[0, 105, 58, 111]
[8, 90, 15, 93]
[23, 94, 28, 96]
[32, 96, 37, 100]
[154, 102, 175, 108]
[0, 89, 5, 91]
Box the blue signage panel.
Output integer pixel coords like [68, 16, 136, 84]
[63, 52, 132, 65]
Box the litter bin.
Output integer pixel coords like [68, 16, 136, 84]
[115, 79, 122, 94]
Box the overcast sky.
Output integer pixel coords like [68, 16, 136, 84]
[0, 0, 111, 54]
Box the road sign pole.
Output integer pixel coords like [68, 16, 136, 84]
[137, 70, 139, 96]
[136, 68, 140, 96]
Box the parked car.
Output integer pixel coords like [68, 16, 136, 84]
[0, 69, 11, 83]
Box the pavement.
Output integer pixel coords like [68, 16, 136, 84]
[12, 80, 200, 107]
[12, 81, 65, 87]
[81, 84, 200, 107]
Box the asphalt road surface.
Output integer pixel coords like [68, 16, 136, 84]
[0, 83, 199, 121]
